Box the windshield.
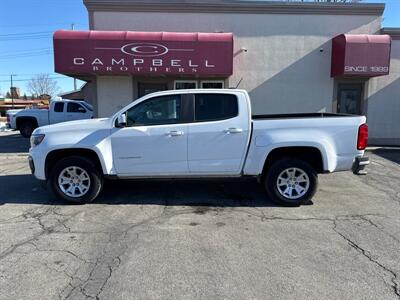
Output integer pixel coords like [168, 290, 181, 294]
[80, 102, 93, 111]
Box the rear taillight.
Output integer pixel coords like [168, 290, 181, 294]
[6, 114, 10, 123]
[357, 123, 368, 150]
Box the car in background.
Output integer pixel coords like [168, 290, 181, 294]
[6, 100, 93, 137]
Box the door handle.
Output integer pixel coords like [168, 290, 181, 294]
[166, 130, 184, 137]
[224, 128, 243, 134]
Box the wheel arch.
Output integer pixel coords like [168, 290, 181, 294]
[262, 146, 326, 176]
[45, 148, 106, 178]
[16, 116, 38, 129]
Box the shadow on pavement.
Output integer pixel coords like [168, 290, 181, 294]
[0, 174, 57, 205]
[0, 132, 30, 153]
[370, 148, 400, 165]
[0, 174, 281, 207]
[98, 179, 280, 207]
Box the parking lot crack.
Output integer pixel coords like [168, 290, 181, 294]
[0, 206, 80, 261]
[332, 219, 400, 299]
[358, 215, 400, 244]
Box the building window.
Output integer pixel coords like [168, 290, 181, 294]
[201, 81, 224, 89]
[174, 80, 197, 90]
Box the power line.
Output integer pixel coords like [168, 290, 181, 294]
[0, 22, 88, 28]
[0, 47, 52, 55]
[0, 73, 57, 77]
[0, 31, 54, 37]
[0, 73, 63, 77]
[0, 51, 53, 60]
[0, 76, 70, 83]
[0, 36, 52, 41]
[0, 35, 53, 41]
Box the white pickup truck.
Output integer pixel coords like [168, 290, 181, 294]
[6, 99, 93, 137]
[28, 89, 369, 206]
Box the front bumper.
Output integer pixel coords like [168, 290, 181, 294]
[29, 147, 47, 180]
[352, 156, 370, 175]
[28, 156, 35, 174]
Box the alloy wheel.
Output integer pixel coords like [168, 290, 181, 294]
[58, 166, 91, 198]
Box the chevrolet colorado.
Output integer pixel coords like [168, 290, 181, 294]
[28, 89, 369, 206]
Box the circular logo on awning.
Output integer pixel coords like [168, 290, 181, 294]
[121, 43, 169, 57]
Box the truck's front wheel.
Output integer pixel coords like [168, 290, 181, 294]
[50, 156, 103, 204]
[264, 158, 318, 206]
[19, 121, 36, 138]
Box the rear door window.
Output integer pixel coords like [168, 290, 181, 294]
[54, 102, 64, 113]
[194, 94, 238, 122]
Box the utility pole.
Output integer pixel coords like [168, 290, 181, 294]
[71, 23, 77, 90]
[10, 74, 15, 109]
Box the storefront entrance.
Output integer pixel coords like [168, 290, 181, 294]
[337, 83, 363, 115]
[138, 82, 168, 98]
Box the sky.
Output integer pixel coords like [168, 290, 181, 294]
[0, 0, 89, 96]
[0, 0, 399, 97]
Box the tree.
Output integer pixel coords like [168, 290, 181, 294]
[5, 92, 11, 98]
[27, 74, 59, 98]
[23, 93, 28, 100]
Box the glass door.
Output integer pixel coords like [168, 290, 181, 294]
[337, 84, 363, 115]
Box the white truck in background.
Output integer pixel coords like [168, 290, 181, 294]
[6, 100, 93, 137]
[28, 89, 369, 206]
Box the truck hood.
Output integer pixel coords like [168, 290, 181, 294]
[34, 118, 111, 135]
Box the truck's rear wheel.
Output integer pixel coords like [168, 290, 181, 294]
[264, 158, 318, 206]
[50, 156, 103, 204]
[19, 121, 36, 138]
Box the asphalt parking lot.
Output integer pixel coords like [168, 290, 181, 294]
[0, 131, 399, 300]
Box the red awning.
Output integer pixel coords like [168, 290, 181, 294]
[53, 30, 233, 76]
[331, 34, 391, 77]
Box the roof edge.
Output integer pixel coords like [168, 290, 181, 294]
[381, 27, 400, 40]
[83, 0, 385, 16]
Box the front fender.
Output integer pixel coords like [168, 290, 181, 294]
[36, 127, 114, 177]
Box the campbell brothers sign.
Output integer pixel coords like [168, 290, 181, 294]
[53, 30, 234, 76]
[331, 34, 391, 77]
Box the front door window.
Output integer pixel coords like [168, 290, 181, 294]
[126, 95, 182, 126]
[337, 84, 363, 115]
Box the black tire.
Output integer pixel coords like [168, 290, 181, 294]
[264, 158, 318, 207]
[49, 156, 103, 204]
[19, 121, 36, 138]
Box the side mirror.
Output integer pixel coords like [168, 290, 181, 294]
[117, 113, 127, 127]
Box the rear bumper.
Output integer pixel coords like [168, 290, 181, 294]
[352, 156, 370, 175]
